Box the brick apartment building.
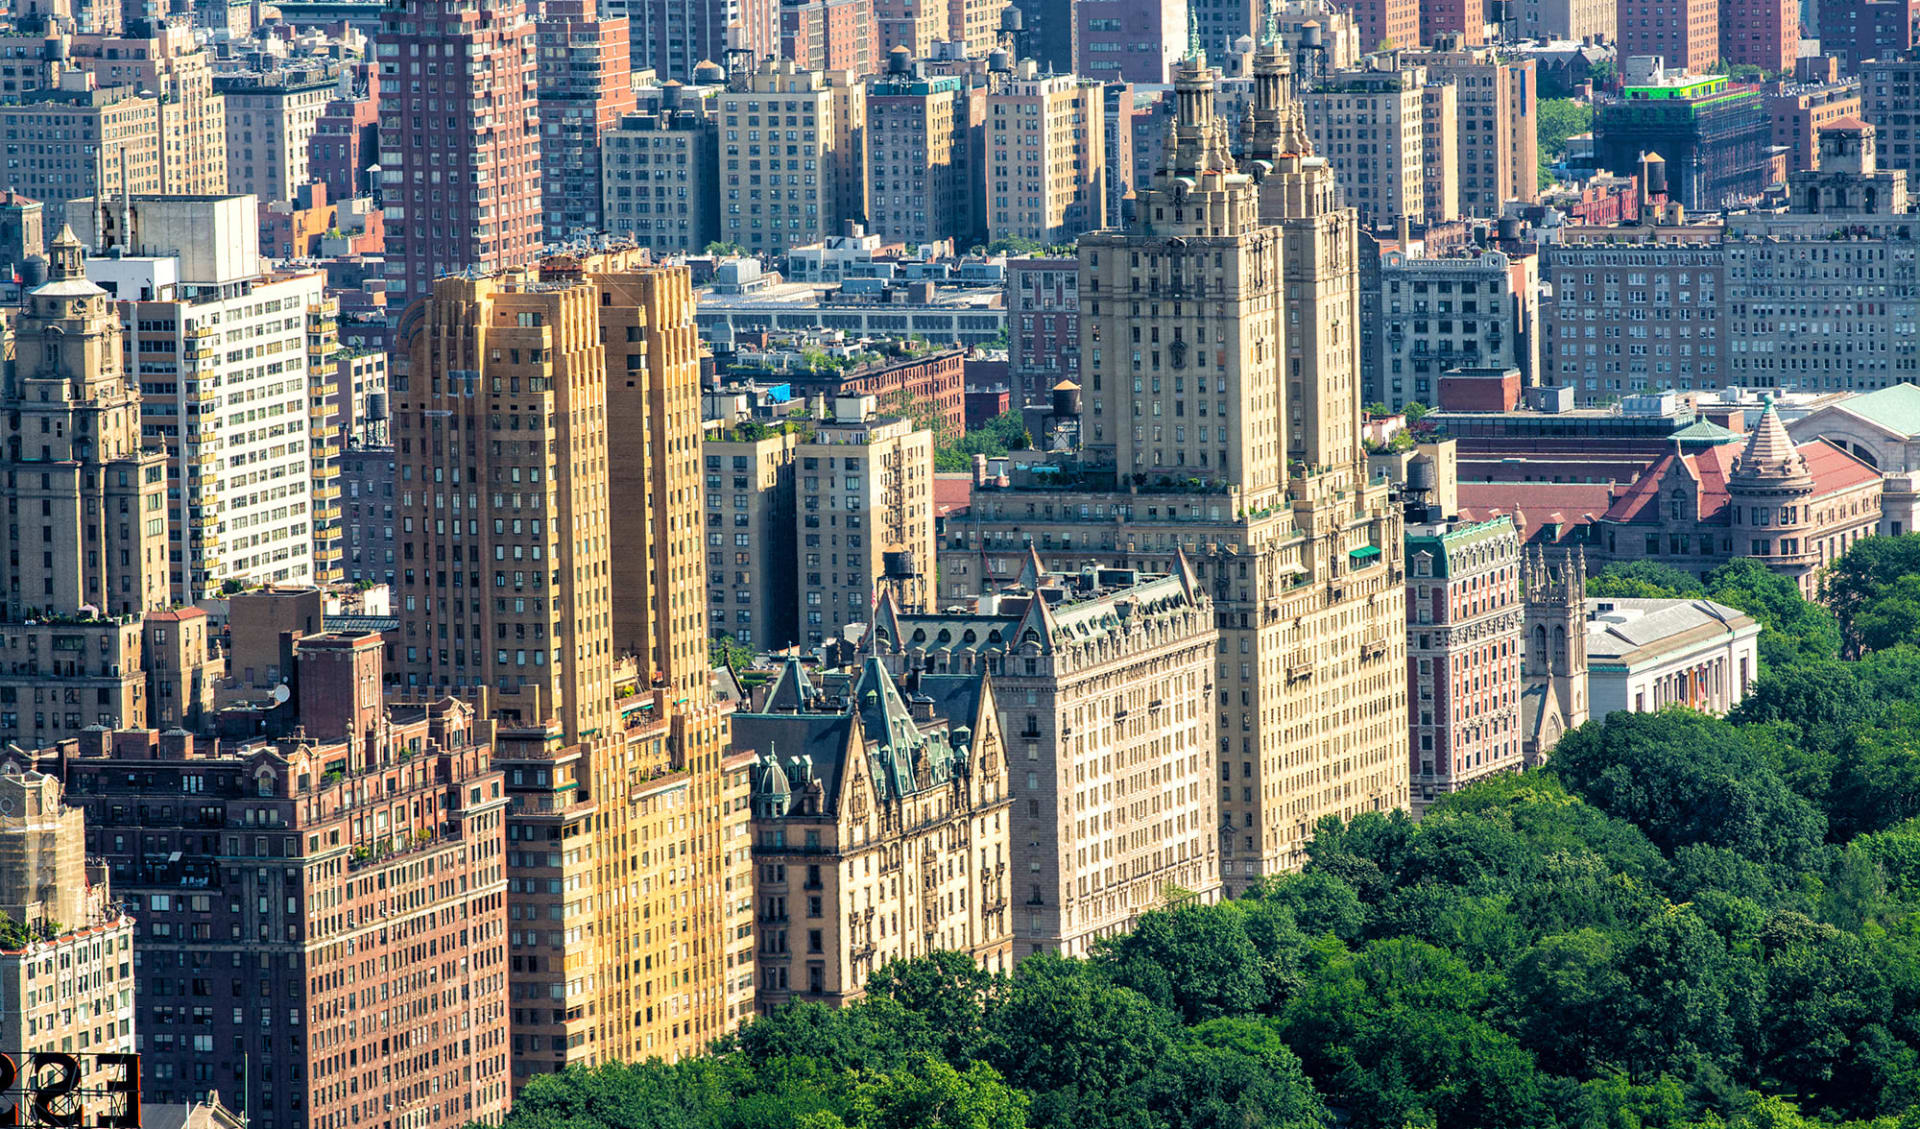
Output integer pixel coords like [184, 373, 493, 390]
[44, 631, 512, 1129]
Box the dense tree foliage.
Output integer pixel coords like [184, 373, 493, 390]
[934, 411, 1033, 472]
[488, 541, 1920, 1129]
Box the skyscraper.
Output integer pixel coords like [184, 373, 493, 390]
[537, 0, 635, 239]
[77, 195, 327, 603]
[0, 225, 168, 620]
[984, 64, 1106, 245]
[394, 252, 753, 1072]
[623, 0, 777, 82]
[378, 0, 543, 308]
[944, 41, 1407, 892]
[1618, 0, 1721, 73]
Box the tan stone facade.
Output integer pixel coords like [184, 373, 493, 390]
[985, 68, 1106, 245]
[1301, 65, 1431, 229]
[396, 254, 753, 1075]
[704, 426, 801, 650]
[0, 766, 135, 1060]
[718, 64, 854, 257]
[1407, 46, 1538, 217]
[878, 563, 1221, 958]
[2, 227, 169, 619]
[794, 399, 936, 647]
[738, 659, 1013, 1006]
[943, 47, 1407, 892]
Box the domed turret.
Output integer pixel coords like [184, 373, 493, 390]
[753, 746, 792, 817]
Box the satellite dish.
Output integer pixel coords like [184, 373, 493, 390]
[271, 684, 291, 705]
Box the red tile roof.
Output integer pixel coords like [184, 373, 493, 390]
[1801, 436, 1883, 494]
[933, 474, 972, 519]
[1456, 481, 1618, 542]
[1603, 443, 1740, 523]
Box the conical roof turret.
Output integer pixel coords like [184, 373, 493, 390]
[1733, 398, 1809, 482]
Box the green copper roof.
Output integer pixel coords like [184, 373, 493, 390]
[1670, 419, 1741, 445]
[1840, 383, 1920, 438]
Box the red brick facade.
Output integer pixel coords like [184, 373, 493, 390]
[46, 633, 512, 1129]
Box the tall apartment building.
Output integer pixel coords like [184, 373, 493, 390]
[395, 253, 752, 1070]
[783, 0, 875, 74]
[877, 563, 1220, 957]
[826, 70, 869, 242]
[793, 397, 935, 647]
[718, 63, 854, 257]
[1405, 516, 1524, 817]
[1074, 0, 1185, 84]
[392, 272, 614, 733]
[536, 0, 635, 239]
[1618, 0, 1720, 72]
[1721, 0, 1799, 73]
[1541, 207, 1727, 400]
[1375, 246, 1540, 410]
[1347, 0, 1417, 49]
[945, 46, 1408, 888]
[64, 25, 229, 198]
[0, 228, 222, 750]
[49, 638, 512, 1129]
[309, 65, 380, 203]
[949, 0, 1006, 55]
[4, 79, 159, 233]
[1301, 64, 1430, 229]
[1861, 52, 1920, 186]
[1420, 82, 1460, 224]
[0, 765, 136, 1060]
[341, 444, 396, 586]
[1516, 0, 1615, 43]
[0, 225, 169, 620]
[1724, 120, 1918, 391]
[307, 295, 346, 586]
[603, 92, 721, 253]
[215, 63, 339, 205]
[1766, 69, 1861, 173]
[1421, 0, 1487, 47]
[77, 195, 323, 602]
[874, 0, 947, 56]
[867, 66, 977, 248]
[377, 0, 543, 308]
[985, 65, 1106, 245]
[623, 0, 775, 82]
[704, 424, 801, 649]
[737, 658, 1014, 1004]
[1102, 81, 1137, 225]
[1411, 45, 1538, 215]
[1006, 256, 1079, 407]
[1821, 0, 1920, 73]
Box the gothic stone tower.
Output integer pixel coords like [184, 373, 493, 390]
[1521, 546, 1588, 767]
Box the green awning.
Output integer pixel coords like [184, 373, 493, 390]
[1349, 545, 1382, 562]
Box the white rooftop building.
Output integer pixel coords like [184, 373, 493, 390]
[1585, 597, 1761, 719]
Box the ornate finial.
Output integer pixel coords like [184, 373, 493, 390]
[1262, 2, 1280, 44]
[1188, 5, 1204, 64]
